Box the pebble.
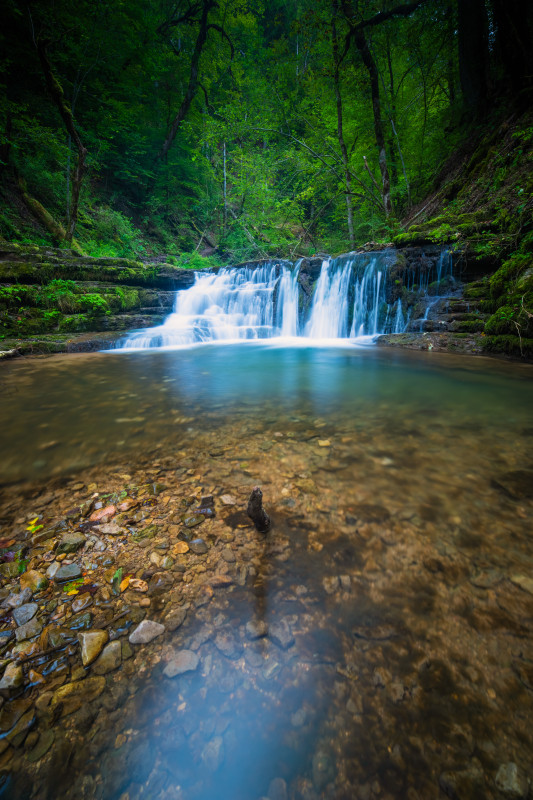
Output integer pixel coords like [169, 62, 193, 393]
[0, 663, 23, 690]
[71, 594, 93, 613]
[15, 616, 43, 642]
[323, 576, 340, 594]
[56, 533, 86, 554]
[3, 588, 32, 609]
[510, 575, 533, 595]
[221, 548, 236, 563]
[51, 676, 106, 716]
[495, 763, 529, 798]
[164, 607, 187, 631]
[190, 538, 209, 555]
[220, 495, 237, 505]
[12, 603, 38, 627]
[163, 649, 199, 678]
[245, 619, 268, 640]
[269, 620, 295, 650]
[20, 570, 48, 593]
[78, 630, 109, 666]
[129, 619, 165, 644]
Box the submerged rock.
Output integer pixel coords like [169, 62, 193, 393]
[92, 641, 122, 675]
[495, 762, 529, 798]
[189, 538, 209, 555]
[163, 649, 199, 678]
[51, 676, 106, 716]
[0, 662, 23, 691]
[12, 602, 38, 627]
[20, 570, 48, 592]
[269, 620, 294, 650]
[53, 563, 82, 582]
[78, 630, 108, 666]
[15, 616, 43, 642]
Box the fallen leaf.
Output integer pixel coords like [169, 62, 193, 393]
[89, 505, 116, 522]
[0, 539, 16, 549]
[119, 577, 130, 592]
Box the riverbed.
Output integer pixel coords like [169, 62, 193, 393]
[0, 344, 532, 799]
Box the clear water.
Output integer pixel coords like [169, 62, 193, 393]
[0, 346, 532, 800]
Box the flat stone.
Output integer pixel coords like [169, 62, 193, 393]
[20, 570, 48, 593]
[92, 641, 122, 675]
[220, 495, 236, 505]
[26, 729, 55, 763]
[269, 620, 294, 650]
[148, 571, 174, 596]
[492, 470, 533, 500]
[56, 533, 86, 555]
[510, 575, 533, 595]
[163, 649, 199, 678]
[3, 588, 32, 609]
[0, 662, 23, 690]
[346, 504, 390, 524]
[164, 607, 187, 632]
[15, 616, 43, 642]
[495, 763, 529, 798]
[71, 594, 93, 613]
[46, 562, 61, 580]
[210, 575, 233, 588]
[245, 619, 268, 640]
[98, 523, 123, 535]
[13, 603, 38, 627]
[78, 630, 108, 666]
[189, 538, 208, 554]
[181, 513, 205, 528]
[53, 563, 82, 582]
[129, 619, 165, 645]
[221, 548, 236, 563]
[51, 676, 106, 716]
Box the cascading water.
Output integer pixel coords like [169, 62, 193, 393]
[116, 249, 452, 349]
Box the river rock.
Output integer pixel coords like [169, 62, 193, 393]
[3, 588, 32, 609]
[15, 616, 43, 642]
[495, 763, 529, 798]
[269, 620, 294, 650]
[492, 470, 533, 500]
[182, 513, 205, 528]
[6, 708, 35, 747]
[78, 630, 109, 666]
[129, 619, 165, 644]
[20, 570, 48, 593]
[71, 593, 93, 613]
[0, 662, 23, 691]
[346, 504, 390, 523]
[163, 649, 199, 678]
[510, 575, 533, 595]
[51, 676, 106, 716]
[164, 607, 187, 631]
[12, 602, 38, 627]
[201, 736, 224, 772]
[26, 729, 55, 763]
[221, 548, 236, 563]
[246, 619, 268, 640]
[92, 641, 122, 675]
[148, 571, 173, 596]
[189, 538, 208, 554]
[56, 533, 86, 554]
[214, 630, 242, 659]
[53, 563, 82, 582]
[46, 562, 61, 580]
[0, 563, 19, 579]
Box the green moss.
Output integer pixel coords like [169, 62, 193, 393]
[482, 335, 533, 358]
[449, 320, 486, 333]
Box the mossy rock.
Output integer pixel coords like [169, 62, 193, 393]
[448, 319, 486, 333]
[482, 335, 533, 358]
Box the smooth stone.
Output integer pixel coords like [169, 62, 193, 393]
[6, 709, 35, 747]
[20, 570, 48, 592]
[92, 641, 122, 675]
[67, 611, 93, 631]
[78, 630, 109, 666]
[148, 572, 174, 596]
[269, 620, 294, 650]
[164, 607, 187, 632]
[4, 588, 32, 609]
[15, 616, 43, 642]
[495, 763, 529, 798]
[189, 538, 208, 555]
[51, 676, 106, 716]
[214, 631, 242, 659]
[346, 504, 390, 523]
[53, 564, 82, 582]
[0, 663, 23, 690]
[56, 533, 86, 555]
[46, 562, 61, 580]
[221, 548, 236, 563]
[129, 619, 165, 645]
[0, 563, 19, 579]
[181, 513, 205, 528]
[12, 603, 38, 627]
[71, 594, 93, 613]
[220, 495, 236, 505]
[245, 619, 268, 640]
[492, 470, 533, 500]
[26, 729, 55, 763]
[163, 649, 199, 678]
[510, 575, 533, 595]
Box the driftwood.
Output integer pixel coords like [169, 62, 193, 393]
[247, 486, 271, 533]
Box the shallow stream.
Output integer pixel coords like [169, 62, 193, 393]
[0, 344, 532, 800]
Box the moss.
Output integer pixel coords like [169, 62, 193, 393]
[482, 335, 533, 358]
[448, 320, 486, 333]
[489, 254, 532, 298]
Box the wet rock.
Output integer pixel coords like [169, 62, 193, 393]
[510, 575, 533, 595]
[67, 611, 93, 631]
[0, 562, 19, 579]
[268, 777, 288, 800]
[189, 538, 209, 555]
[495, 763, 529, 798]
[161, 556, 174, 570]
[322, 576, 340, 595]
[163, 649, 199, 677]
[71, 594, 93, 613]
[439, 760, 485, 798]
[201, 736, 224, 772]
[270, 620, 294, 650]
[12, 603, 38, 627]
[46, 562, 61, 580]
[78, 630, 108, 666]
[56, 533, 86, 554]
[15, 616, 43, 642]
[346, 504, 390, 524]
[312, 752, 334, 791]
[92, 641, 122, 675]
[0, 663, 23, 691]
[164, 607, 187, 631]
[221, 548, 236, 563]
[148, 571, 173, 596]
[247, 486, 271, 533]
[129, 578, 149, 593]
[20, 570, 48, 593]
[492, 470, 533, 500]
[210, 575, 233, 588]
[53, 563, 82, 582]
[98, 522, 123, 535]
[246, 619, 268, 640]
[220, 495, 236, 505]
[129, 619, 165, 644]
[3, 588, 32, 609]
[0, 631, 14, 647]
[214, 630, 242, 659]
[51, 676, 106, 716]
[181, 513, 205, 528]
[26, 730, 55, 763]
[6, 708, 35, 747]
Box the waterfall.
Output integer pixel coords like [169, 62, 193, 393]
[116, 248, 452, 349]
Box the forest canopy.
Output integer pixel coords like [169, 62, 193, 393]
[1, 0, 532, 260]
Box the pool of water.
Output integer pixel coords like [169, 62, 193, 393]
[0, 345, 532, 800]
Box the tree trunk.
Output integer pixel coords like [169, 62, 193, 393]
[491, 0, 533, 94]
[354, 30, 393, 217]
[157, 0, 215, 162]
[457, 0, 489, 113]
[36, 39, 87, 245]
[331, 2, 355, 247]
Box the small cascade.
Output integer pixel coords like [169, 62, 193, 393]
[116, 247, 453, 349]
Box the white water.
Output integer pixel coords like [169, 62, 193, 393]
[117, 250, 451, 350]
